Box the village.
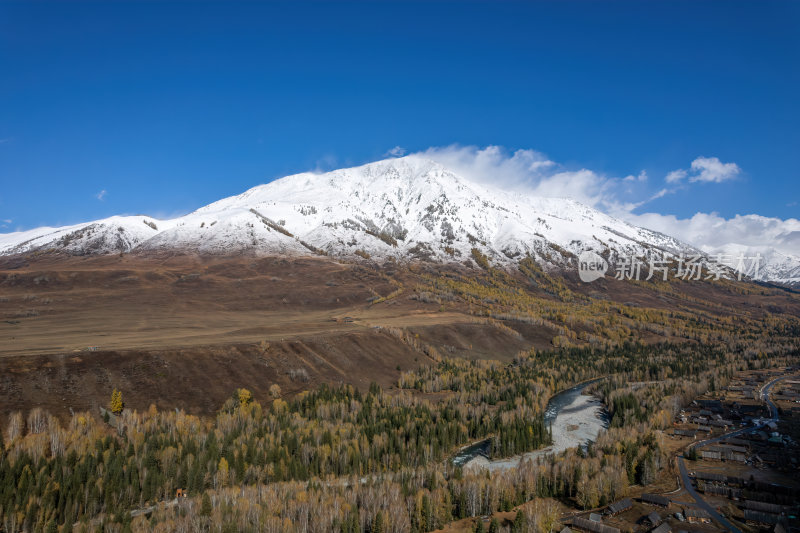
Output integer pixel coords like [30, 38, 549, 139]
[554, 368, 800, 533]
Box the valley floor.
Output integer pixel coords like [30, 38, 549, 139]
[1, 252, 799, 532]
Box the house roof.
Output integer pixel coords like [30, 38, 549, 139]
[607, 498, 632, 514]
[684, 508, 711, 519]
[651, 524, 671, 533]
[571, 517, 620, 533]
[641, 493, 670, 507]
[743, 500, 783, 514]
[743, 509, 782, 525]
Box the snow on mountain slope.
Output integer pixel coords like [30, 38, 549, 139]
[703, 243, 800, 287]
[0, 216, 165, 256]
[133, 156, 695, 265]
[2, 155, 794, 284]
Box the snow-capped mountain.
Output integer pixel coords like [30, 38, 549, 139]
[701, 243, 800, 287]
[1, 155, 796, 284]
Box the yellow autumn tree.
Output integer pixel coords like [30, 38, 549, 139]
[237, 388, 252, 407]
[216, 456, 230, 488]
[109, 388, 124, 415]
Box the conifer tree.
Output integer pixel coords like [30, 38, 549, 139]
[372, 511, 384, 533]
[201, 493, 212, 517]
[512, 510, 527, 533]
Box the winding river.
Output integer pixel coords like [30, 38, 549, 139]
[453, 378, 609, 471]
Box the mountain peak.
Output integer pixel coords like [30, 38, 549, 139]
[1, 157, 797, 285]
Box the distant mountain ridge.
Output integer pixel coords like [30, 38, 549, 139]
[1, 155, 797, 286]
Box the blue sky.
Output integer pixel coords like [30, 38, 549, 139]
[1, 1, 798, 235]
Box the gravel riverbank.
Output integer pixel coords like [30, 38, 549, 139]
[465, 392, 607, 472]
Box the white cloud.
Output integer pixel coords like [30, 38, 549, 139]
[689, 156, 741, 183]
[313, 154, 340, 173]
[385, 146, 406, 157]
[665, 157, 740, 185]
[665, 169, 687, 183]
[650, 188, 672, 200]
[412, 145, 797, 262]
[623, 211, 800, 258]
[96, 190, 107, 201]
[418, 145, 553, 186]
[414, 146, 750, 222]
[624, 170, 648, 182]
[2, 219, 11, 224]
[417, 145, 621, 210]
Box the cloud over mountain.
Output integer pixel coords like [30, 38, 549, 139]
[414, 145, 797, 283]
